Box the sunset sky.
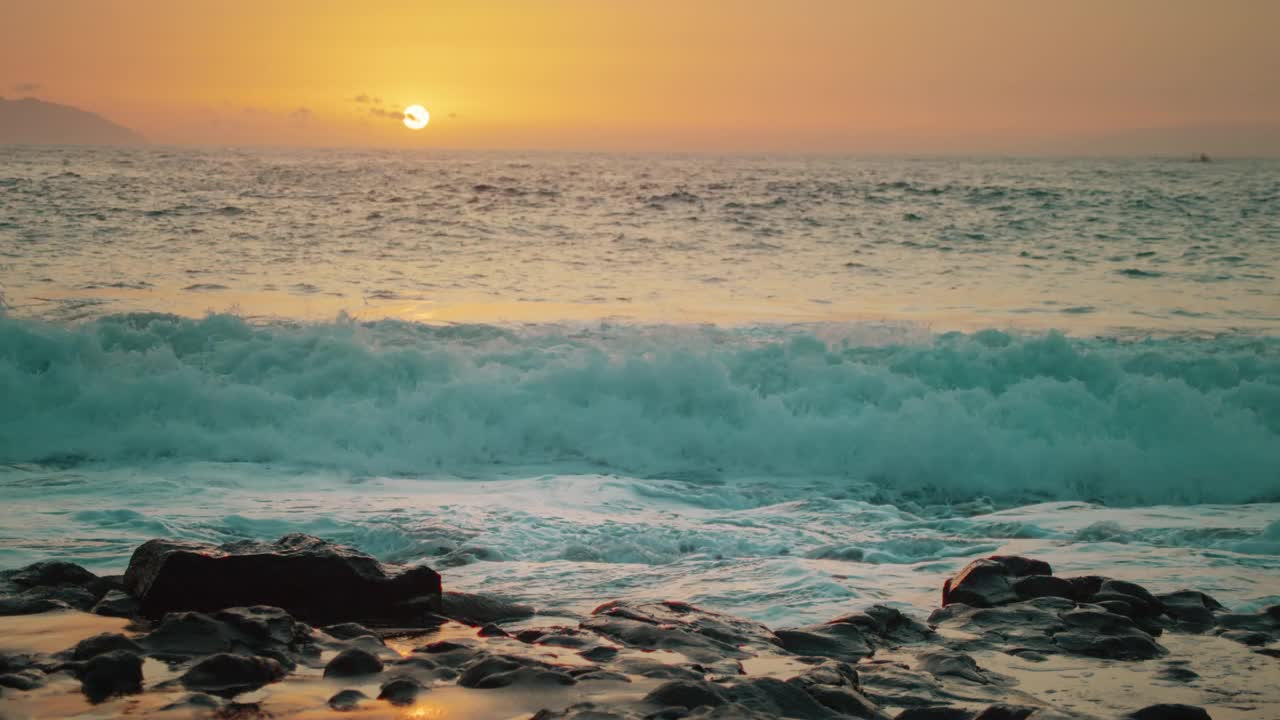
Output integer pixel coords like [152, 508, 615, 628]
[3, 0, 1278, 152]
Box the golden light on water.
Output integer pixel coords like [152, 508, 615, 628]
[403, 105, 430, 130]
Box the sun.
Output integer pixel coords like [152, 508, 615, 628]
[403, 105, 430, 130]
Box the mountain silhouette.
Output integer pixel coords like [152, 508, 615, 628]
[0, 97, 145, 145]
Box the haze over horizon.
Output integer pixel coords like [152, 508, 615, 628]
[2, 0, 1279, 154]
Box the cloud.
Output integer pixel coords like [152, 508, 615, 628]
[288, 107, 313, 124]
[12, 82, 42, 93]
[370, 107, 402, 121]
[353, 93, 370, 103]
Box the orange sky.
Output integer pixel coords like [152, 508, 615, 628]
[2, 0, 1278, 151]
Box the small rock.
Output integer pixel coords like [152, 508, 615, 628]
[378, 676, 424, 706]
[92, 590, 140, 618]
[1157, 665, 1200, 682]
[79, 650, 144, 702]
[644, 679, 728, 709]
[1012, 575, 1074, 601]
[323, 623, 380, 641]
[943, 556, 1050, 608]
[973, 706, 1036, 720]
[5, 560, 99, 589]
[328, 688, 370, 711]
[324, 648, 384, 678]
[71, 633, 144, 661]
[775, 622, 873, 659]
[895, 708, 974, 720]
[179, 653, 286, 696]
[441, 591, 535, 625]
[1125, 704, 1212, 720]
[579, 645, 619, 662]
[0, 670, 45, 690]
[478, 622, 509, 637]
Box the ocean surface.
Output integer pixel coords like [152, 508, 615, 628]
[1, 146, 1278, 626]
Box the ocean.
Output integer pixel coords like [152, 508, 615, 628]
[1, 146, 1278, 627]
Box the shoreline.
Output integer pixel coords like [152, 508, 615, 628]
[2, 536, 1276, 719]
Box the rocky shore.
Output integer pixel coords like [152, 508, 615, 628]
[1, 534, 1276, 719]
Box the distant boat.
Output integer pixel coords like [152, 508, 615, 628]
[1196, 153, 1211, 163]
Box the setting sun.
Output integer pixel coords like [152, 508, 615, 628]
[403, 105, 429, 130]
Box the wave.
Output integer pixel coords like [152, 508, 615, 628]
[1, 313, 1278, 505]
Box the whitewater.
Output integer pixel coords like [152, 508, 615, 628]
[1, 146, 1278, 627]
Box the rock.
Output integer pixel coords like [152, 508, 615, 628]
[0, 594, 71, 616]
[378, 676, 424, 706]
[583, 600, 781, 664]
[324, 648, 384, 677]
[441, 590, 535, 625]
[727, 676, 841, 718]
[328, 688, 370, 711]
[478, 622, 509, 637]
[179, 653, 286, 696]
[1051, 629, 1165, 660]
[1095, 580, 1163, 614]
[916, 650, 989, 684]
[1012, 575, 1074, 601]
[159, 693, 223, 712]
[943, 556, 1051, 608]
[4, 560, 98, 589]
[13, 585, 97, 611]
[1157, 591, 1223, 630]
[973, 707, 1036, 720]
[139, 607, 312, 664]
[70, 632, 144, 661]
[644, 680, 728, 709]
[458, 654, 576, 689]
[775, 622, 874, 660]
[829, 605, 936, 648]
[123, 534, 441, 625]
[1217, 629, 1269, 646]
[92, 590, 140, 618]
[1157, 665, 1200, 682]
[78, 650, 143, 702]
[0, 670, 45, 690]
[895, 708, 975, 720]
[1125, 704, 1212, 720]
[323, 622, 381, 641]
[579, 645, 619, 662]
[801, 684, 886, 719]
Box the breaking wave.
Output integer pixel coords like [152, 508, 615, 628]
[2, 313, 1278, 506]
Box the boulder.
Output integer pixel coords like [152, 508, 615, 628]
[179, 653, 286, 697]
[79, 650, 144, 702]
[378, 676, 425, 706]
[324, 648, 384, 678]
[644, 679, 728, 709]
[123, 534, 441, 625]
[942, 557, 1050, 608]
[70, 633, 144, 661]
[329, 688, 370, 711]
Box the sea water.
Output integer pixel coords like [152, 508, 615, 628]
[1, 147, 1277, 625]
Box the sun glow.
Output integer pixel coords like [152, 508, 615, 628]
[403, 105, 429, 130]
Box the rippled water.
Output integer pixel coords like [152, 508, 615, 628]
[1, 147, 1278, 626]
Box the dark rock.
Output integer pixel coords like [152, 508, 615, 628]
[583, 600, 780, 664]
[579, 645, 619, 662]
[378, 676, 424, 706]
[70, 632, 144, 661]
[324, 648, 384, 677]
[943, 556, 1050, 608]
[727, 676, 839, 718]
[139, 607, 314, 664]
[160, 693, 223, 712]
[441, 590, 534, 625]
[1217, 629, 1269, 646]
[1064, 575, 1108, 601]
[644, 680, 728, 709]
[323, 622, 381, 640]
[124, 534, 441, 625]
[1052, 629, 1165, 660]
[1157, 665, 1200, 682]
[776, 623, 874, 660]
[916, 650, 988, 683]
[458, 654, 576, 689]
[0, 670, 44, 690]
[802, 684, 886, 719]
[1125, 704, 1212, 720]
[828, 605, 936, 648]
[973, 706, 1036, 720]
[1157, 591, 1223, 630]
[895, 708, 974, 720]
[179, 653, 286, 696]
[0, 594, 69, 616]
[79, 650, 144, 702]
[14, 585, 97, 611]
[416, 639, 476, 654]
[478, 622, 509, 637]
[1096, 580, 1163, 614]
[789, 660, 861, 693]
[1012, 575, 1074, 601]
[328, 688, 370, 711]
[5, 560, 98, 589]
[92, 590, 140, 618]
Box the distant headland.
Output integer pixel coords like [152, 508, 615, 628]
[0, 97, 145, 145]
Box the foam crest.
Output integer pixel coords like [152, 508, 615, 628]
[2, 313, 1277, 505]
